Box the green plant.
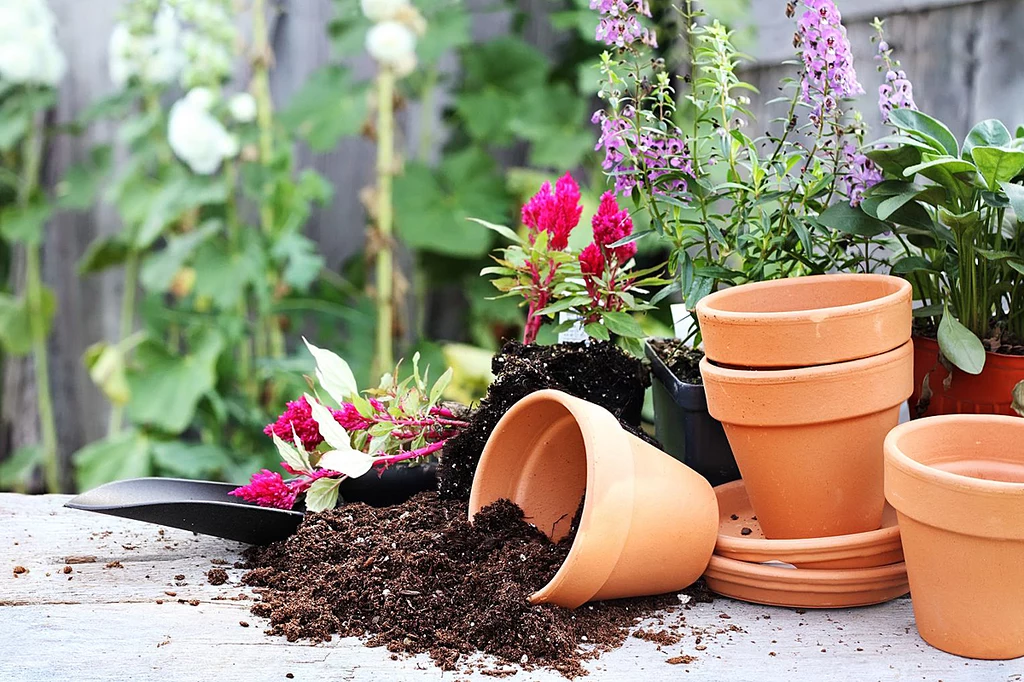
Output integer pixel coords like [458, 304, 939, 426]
[72, 0, 336, 488]
[591, 1, 885, 327]
[232, 339, 463, 511]
[0, 0, 69, 491]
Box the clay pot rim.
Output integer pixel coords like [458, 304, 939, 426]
[713, 481, 902, 565]
[700, 338, 912, 386]
[705, 554, 908, 589]
[695, 273, 911, 323]
[885, 414, 1024, 497]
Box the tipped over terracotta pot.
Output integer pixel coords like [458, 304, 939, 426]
[695, 274, 912, 369]
[885, 415, 1024, 659]
[468, 389, 719, 609]
[701, 340, 913, 539]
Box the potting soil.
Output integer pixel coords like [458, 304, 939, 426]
[438, 340, 653, 500]
[241, 493, 682, 677]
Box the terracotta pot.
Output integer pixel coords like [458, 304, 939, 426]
[885, 414, 1024, 659]
[701, 340, 913, 539]
[468, 389, 719, 609]
[695, 274, 911, 369]
[910, 335, 1024, 418]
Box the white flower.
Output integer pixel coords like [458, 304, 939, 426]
[228, 92, 257, 123]
[168, 90, 238, 175]
[360, 0, 410, 22]
[365, 21, 417, 69]
[0, 0, 66, 87]
[107, 7, 184, 89]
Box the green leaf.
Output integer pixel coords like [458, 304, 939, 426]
[890, 256, 936, 275]
[305, 477, 341, 513]
[468, 218, 522, 244]
[395, 150, 507, 258]
[1001, 181, 1024, 220]
[888, 109, 959, 156]
[192, 234, 263, 308]
[304, 337, 358, 404]
[56, 145, 113, 210]
[508, 83, 594, 171]
[537, 296, 590, 315]
[0, 288, 56, 356]
[272, 233, 324, 293]
[584, 322, 610, 341]
[429, 367, 454, 406]
[271, 433, 312, 475]
[866, 145, 923, 177]
[84, 341, 131, 406]
[73, 430, 152, 491]
[151, 441, 234, 479]
[0, 110, 29, 152]
[126, 331, 225, 433]
[937, 306, 986, 375]
[970, 146, 1024, 191]
[0, 445, 43, 490]
[903, 156, 977, 180]
[601, 311, 644, 338]
[962, 119, 1012, 160]
[279, 66, 369, 152]
[817, 202, 891, 237]
[136, 175, 229, 250]
[78, 235, 132, 274]
[0, 202, 52, 245]
[140, 221, 221, 292]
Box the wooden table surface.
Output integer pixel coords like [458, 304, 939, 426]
[2, 493, 1020, 682]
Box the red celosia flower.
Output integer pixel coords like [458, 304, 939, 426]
[579, 242, 605, 277]
[520, 172, 583, 250]
[334, 402, 375, 431]
[263, 397, 325, 451]
[591, 191, 637, 262]
[229, 469, 297, 510]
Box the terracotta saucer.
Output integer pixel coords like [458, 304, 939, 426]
[714, 480, 903, 569]
[703, 555, 909, 608]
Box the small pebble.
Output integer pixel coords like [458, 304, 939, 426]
[740, 527, 753, 536]
[240, 621, 250, 628]
[12, 566, 27, 575]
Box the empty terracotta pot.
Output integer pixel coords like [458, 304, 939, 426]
[701, 340, 913, 539]
[695, 274, 912, 369]
[885, 414, 1024, 659]
[468, 389, 719, 609]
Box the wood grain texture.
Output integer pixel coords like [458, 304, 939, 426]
[1, 493, 1019, 681]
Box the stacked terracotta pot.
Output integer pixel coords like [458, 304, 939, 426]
[694, 274, 915, 607]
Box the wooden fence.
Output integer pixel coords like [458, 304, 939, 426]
[3, 0, 1020, 488]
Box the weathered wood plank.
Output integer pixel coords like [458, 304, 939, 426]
[1, 494, 1019, 681]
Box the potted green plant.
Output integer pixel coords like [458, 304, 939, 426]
[590, 1, 887, 483]
[859, 111, 1024, 417]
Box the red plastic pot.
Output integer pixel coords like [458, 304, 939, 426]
[910, 336, 1024, 418]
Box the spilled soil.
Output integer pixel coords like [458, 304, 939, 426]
[438, 341, 652, 500]
[241, 493, 697, 677]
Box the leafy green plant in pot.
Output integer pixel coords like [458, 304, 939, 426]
[856, 24, 1024, 417]
[590, 1, 883, 483]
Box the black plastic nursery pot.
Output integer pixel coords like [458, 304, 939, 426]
[335, 462, 438, 507]
[645, 340, 740, 487]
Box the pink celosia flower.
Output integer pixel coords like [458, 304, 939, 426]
[334, 402, 375, 431]
[263, 397, 325, 451]
[520, 173, 583, 250]
[580, 242, 606, 276]
[229, 469, 297, 510]
[591, 191, 637, 262]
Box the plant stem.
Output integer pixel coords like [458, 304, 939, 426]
[225, 160, 255, 399]
[20, 117, 59, 492]
[251, 0, 286, 362]
[107, 250, 138, 435]
[374, 68, 396, 377]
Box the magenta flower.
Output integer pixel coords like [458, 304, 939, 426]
[796, 0, 863, 123]
[521, 173, 583, 250]
[841, 142, 883, 207]
[229, 469, 297, 510]
[592, 110, 692, 197]
[591, 191, 637, 262]
[263, 397, 325, 451]
[334, 401, 376, 432]
[579, 242, 605, 277]
[591, 0, 657, 48]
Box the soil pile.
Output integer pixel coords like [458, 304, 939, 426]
[439, 341, 652, 499]
[242, 493, 678, 677]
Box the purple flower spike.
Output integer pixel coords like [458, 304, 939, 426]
[796, 0, 863, 123]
